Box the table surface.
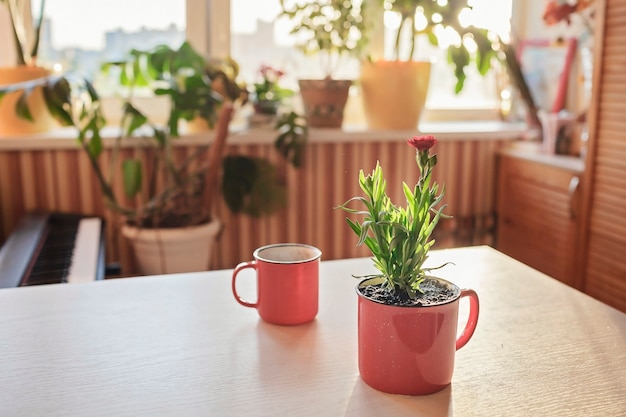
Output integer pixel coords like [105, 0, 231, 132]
[0, 246, 625, 417]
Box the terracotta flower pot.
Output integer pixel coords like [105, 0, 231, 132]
[298, 79, 351, 128]
[0, 66, 59, 136]
[356, 276, 479, 395]
[360, 60, 431, 130]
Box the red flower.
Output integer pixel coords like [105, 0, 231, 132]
[543, 1, 577, 25]
[543, 0, 595, 26]
[407, 135, 437, 151]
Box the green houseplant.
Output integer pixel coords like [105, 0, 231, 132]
[363, 0, 541, 130]
[278, 0, 369, 128]
[250, 64, 295, 116]
[0, 41, 306, 274]
[0, 0, 45, 66]
[361, 0, 500, 130]
[384, 0, 497, 93]
[0, 0, 59, 135]
[337, 135, 480, 395]
[97, 42, 306, 274]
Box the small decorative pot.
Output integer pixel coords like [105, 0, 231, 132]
[356, 276, 479, 395]
[253, 99, 280, 115]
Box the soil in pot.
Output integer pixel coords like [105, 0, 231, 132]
[358, 277, 460, 306]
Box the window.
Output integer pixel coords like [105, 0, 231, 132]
[229, 0, 513, 121]
[1, 0, 513, 124]
[31, 0, 186, 84]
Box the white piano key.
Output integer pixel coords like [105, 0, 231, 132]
[67, 217, 102, 283]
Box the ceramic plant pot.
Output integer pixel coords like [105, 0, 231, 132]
[253, 99, 280, 115]
[356, 276, 479, 395]
[360, 60, 431, 130]
[298, 78, 351, 128]
[122, 218, 221, 275]
[0, 66, 58, 136]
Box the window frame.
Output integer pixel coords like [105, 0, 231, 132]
[0, 0, 526, 125]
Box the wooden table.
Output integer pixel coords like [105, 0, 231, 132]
[0, 246, 624, 416]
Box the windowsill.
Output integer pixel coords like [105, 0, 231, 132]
[0, 120, 535, 151]
[499, 141, 585, 173]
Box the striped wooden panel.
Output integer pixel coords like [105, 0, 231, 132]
[0, 138, 508, 273]
[496, 155, 579, 286]
[582, 0, 626, 312]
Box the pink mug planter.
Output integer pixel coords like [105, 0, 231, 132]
[356, 276, 479, 395]
[232, 243, 322, 325]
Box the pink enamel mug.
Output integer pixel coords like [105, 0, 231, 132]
[232, 243, 322, 325]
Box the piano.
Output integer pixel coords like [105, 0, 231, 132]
[0, 212, 106, 288]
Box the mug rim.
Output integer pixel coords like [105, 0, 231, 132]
[253, 243, 322, 264]
[356, 276, 462, 308]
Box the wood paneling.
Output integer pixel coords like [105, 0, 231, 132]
[496, 154, 582, 287]
[0, 138, 509, 274]
[577, 0, 626, 312]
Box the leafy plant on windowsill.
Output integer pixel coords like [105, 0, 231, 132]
[379, 0, 540, 125]
[382, 0, 499, 94]
[278, 0, 370, 79]
[337, 135, 450, 302]
[0, 0, 45, 66]
[249, 64, 295, 115]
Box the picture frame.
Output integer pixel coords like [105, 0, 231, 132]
[517, 38, 577, 113]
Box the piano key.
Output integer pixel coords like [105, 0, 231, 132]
[0, 212, 106, 287]
[67, 218, 103, 283]
[24, 215, 80, 285]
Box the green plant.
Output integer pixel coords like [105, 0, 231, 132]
[383, 0, 499, 93]
[279, 0, 369, 78]
[0, 41, 306, 228]
[96, 42, 306, 227]
[274, 110, 308, 168]
[0, 0, 45, 66]
[251, 64, 294, 104]
[337, 135, 448, 301]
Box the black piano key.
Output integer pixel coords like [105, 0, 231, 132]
[23, 216, 81, 286]
[0, 212, 106, 287]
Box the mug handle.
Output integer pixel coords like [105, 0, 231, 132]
[232, 260, 258, 308]
[456, 289, 479, 350]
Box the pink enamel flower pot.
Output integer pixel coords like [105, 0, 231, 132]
[356, 277, 479, 395]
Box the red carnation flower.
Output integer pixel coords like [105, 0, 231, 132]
[543, 1, 577, 25]
[407, 135, 437, 151]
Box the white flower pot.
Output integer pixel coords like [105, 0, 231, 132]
[121, 219, 221, 275]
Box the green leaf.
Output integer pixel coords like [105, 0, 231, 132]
[122, 159, 143, 197]
[15, 89, 34, 122]
[41, 78, 73, 126]
[86, 131, 102, 158]
[122, 102, 148, 136]
[221, 156, 286, 217]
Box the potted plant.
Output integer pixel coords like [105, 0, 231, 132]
[361, 0, 500, 130]
[250, 64, 295, 117]
[278, 0, 369, 128]
[337, 135, 480, 395]
[1, 41, 306, 275]
[0, 0, 58, 135]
